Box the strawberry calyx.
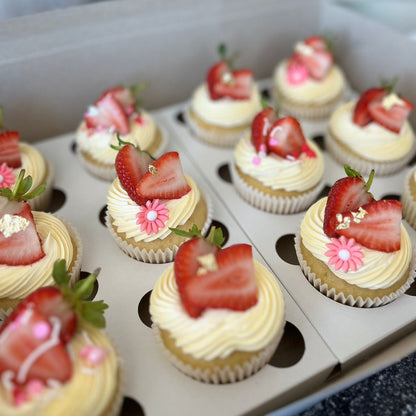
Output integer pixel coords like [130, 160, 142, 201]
[0, 169, 45, 202]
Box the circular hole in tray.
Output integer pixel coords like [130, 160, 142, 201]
[49, 188, 66, 213]
[217, 163, 232, 183]
[99, 205, 108, 227]
[407, 153, 416, 166]
[138, 291, 153, 328]
[260, 88, 270, 100]
[120, 396, 145, 416]
[275, 234, 298, 265]
[380, 193, 401, 201]
[315, 184, 331, 202]
[311, 134, 325, 151]
[78, 270, 99, 301]
[405, 279, 416, 296]
[175, 111, 186, 125]
[206, 219, 229, 247]
[268, 321, 305, 368]
[71, 140, 77, 154]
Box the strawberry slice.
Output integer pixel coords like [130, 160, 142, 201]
[213, 69, 253, 100]
[304, 36, 327, 51]
[84, 94, 129, 135]
[336, 200, 402, 252]
[251, 107, 278, 153]
[324, 171, 375, 238]
[207, 61, 229, 100]
[136, 152, 191, 200]
[368, 95, 414, 133]
[174, 237, 219, 318]
[0, 203, 45, 266]
[0, 305, 72, 384]
[266, 117, 306, 158]
[184, 244, 258, 312]
[100, 87, 136, 115]
[298, 49, 333, 81]
[353, 88, 386, 127]
[115, 144, 153, 205]
[0, 131, 21, 168]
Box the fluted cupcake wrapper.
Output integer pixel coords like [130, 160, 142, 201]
[105, 191, 213, 263]
[28, 157, 55, 212]
[152, 324, 284, 384]
[230, 163, 323, 214]
[401, 168, 416, 229]
[294, 233, 416, 307]
[325, 131, 416, 177]
[186, 108, 247, 148]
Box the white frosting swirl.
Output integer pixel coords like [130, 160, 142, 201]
[300, 198, 412, 289]
[14, 143, 47, 189]
[190, 84, 262, 127]
[76, 111, 157, 164]
[273, 61, 345, 103]
[150, 261, 285, 361]
[107, 175, 199, 242]
[234, 134, 324, 192]
[0, 211, 74, 299]
[329, 101, 415, 161]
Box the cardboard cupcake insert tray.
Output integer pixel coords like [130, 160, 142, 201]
[33, 81, 416, 415]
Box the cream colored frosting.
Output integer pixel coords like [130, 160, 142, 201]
[76, 111, 157, 164]
[150, 261, 285, 361]
[234, 134, 324, 192]
[300, 198, 412, 289]
[273, 60, 345, 104]
[107, 175, 199, 242]
[190, 83, 262, 127]
[0, 323, 118, 416]
[0, 210, 74, 299]
[13, 143, 47, 189]
[329, 101, 415, 162]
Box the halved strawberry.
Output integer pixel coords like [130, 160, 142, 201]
[213, 69, 253, 100]
[136, 152, 191, 200]
[251, 107, 278, 153]
[368, 95, 414, 133]
[115, 144, 153, 205]
[174, 237, 219, 318]
[0, 305, 72, 384]
[84, 94, 129, 135]
[304, 36, 327, 51]
[323, 169, 375, 237]
[184, 244, 258, 312]
[100, 87, 136, 115]
[336, 200, 402, 252]
[0, 131, 21, 168]
[353, 88, 386, 127]
[298, 49, 333, 81]
[0, 203, 45, 266]
[207, 61, 229, 100]
[266, 117, 306, 158]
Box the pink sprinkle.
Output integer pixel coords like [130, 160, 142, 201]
[269, 138, 278, 146]
[134, 115, 147, 125]
[26, 380, 44, 395]
[252, 156, 261, 166]
[81, 345, 109, 366]
[33, 321, 50, 340]
[259, 144, 267, 153]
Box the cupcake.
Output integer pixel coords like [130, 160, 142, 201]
[106, 140, 212, 263]
[326, 83, 415, 176]
[402, 167, 416, 229]
[0, 113, 54, 211]
[76, 85, 167, 180]
[150, 226, 285, 383]
[295, 166, 415, 307]
[0, 260, 122, 416]
[187, 44, 262, 147]
[273, 35, 346, 119]
[231, 106, 324, 214]
[0, 172, 82, 311]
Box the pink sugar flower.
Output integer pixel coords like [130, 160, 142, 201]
[325, 236, 364, 273]
[0, 163, 15, 188]
[136, 199, 169, 235]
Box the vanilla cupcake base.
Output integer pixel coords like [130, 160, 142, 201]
[105, 195, 212, 263]
[294, 233, 416, 307]
[186, 107, 249, 147]
[231, 163, 322, 214]
[402, 168, 416, 229]
[325, 128, 416, 176]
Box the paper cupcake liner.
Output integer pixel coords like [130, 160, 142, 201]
[152, 324, 284, 384]
[105, 191, 213, 263]
[185, 108, 247, 148]
[294, 233, 416, 307]
[401, 168, 416, 229]
[325, 131, 416, 176]
[230, 163, 322, 214]
[28, 157, 55, 211]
